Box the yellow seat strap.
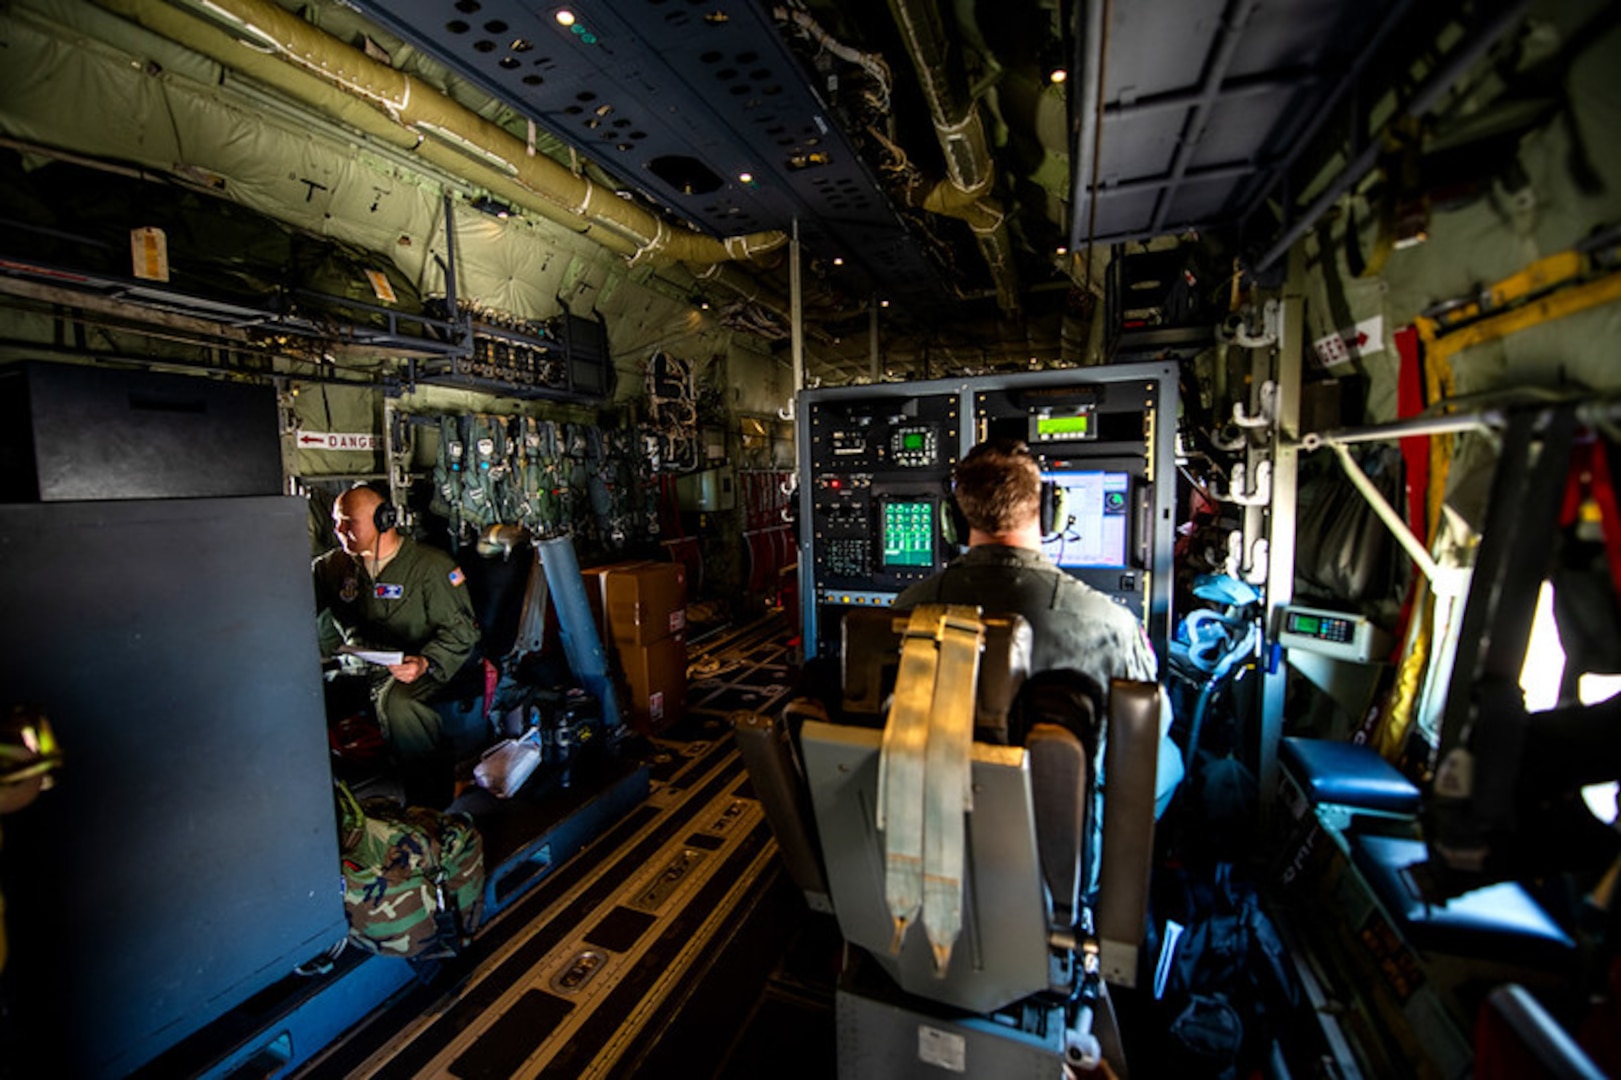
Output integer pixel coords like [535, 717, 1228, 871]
[921, 605, 985, 975]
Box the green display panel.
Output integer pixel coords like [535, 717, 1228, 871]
[882, 500, 934, 568]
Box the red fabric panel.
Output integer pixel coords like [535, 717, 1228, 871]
[1394, 325, 1427, 536]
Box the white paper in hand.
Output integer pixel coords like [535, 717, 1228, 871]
[339, 644, 405, 667]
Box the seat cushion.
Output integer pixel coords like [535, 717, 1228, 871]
[1280, 736, 1421, 815]
[1349, 833, 1575, 971]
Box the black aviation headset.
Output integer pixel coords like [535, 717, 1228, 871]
[351, 481, 398, 533]
[373, 494, 399, 533]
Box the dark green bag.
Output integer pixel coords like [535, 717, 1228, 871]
[336, 783, 485, 959]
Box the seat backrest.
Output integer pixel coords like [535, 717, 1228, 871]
[840, 606, 1031, 742]
[801, 718, 1050, 1013]
[789, 607, 1164, 1011]
[1095, 677, 1162, 987]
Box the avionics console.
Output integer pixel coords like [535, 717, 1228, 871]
[798, 364, 1177, 662]
[806, 390, 959, 608]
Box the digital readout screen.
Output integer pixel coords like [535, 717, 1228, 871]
[882, 500, 935, 568]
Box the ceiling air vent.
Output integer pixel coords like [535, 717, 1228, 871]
[647, 155, 724, 197]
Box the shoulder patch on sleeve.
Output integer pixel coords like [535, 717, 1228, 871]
[449, 567, 466, 587]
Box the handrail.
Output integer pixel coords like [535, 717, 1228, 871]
[1299, 396, 1621, 593]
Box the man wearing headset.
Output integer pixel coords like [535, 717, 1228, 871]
[894, 439, 1182, 818]
[896, 439, 1158, 693]
[313, 484, 480, 807]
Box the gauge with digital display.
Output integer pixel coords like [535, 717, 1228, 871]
[1030, 407, 1098, 442]
[889, 425, 938, 467]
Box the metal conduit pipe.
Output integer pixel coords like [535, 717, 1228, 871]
[695, 260, 793, 320]
[887, 0, 1022, 316]
[97, 0, 786, 269]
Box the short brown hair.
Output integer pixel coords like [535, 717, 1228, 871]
[953, 439, 1040, 534]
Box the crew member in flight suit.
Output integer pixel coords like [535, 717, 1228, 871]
[313, 485, 480, 807]
[894, 439, 1182, 831]
[895, 438, 1159, 694]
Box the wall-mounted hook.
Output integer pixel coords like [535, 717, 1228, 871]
[1221, 531, 1271, 585]
[1223, 530, 1243, 581]
[1211, 458, 1272, 506]
[1233, 379, 1277, 429]
[1243, 537, 1269, 586]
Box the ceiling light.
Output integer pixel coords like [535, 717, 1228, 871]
[880, 299, 890, 308]
[1048, 68, 1068, 85]
[555, 9, 576, 27]
[832, 256, 844, 267]
[738, 171, 755, 185]
[1055, 245, 1068, 256]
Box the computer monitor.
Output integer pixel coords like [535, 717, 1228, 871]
[1040, 470, 1131, 568]
[881, 498, 935, 568]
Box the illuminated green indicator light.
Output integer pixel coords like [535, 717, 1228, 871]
[1037, 414, 1090, 435]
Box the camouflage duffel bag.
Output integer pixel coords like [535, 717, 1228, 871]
[335, 782, 485, 959]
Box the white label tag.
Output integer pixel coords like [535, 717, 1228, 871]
[130, 227, 170, 282]
[649, 691, 664, 722]
[1312, 315, 1385, 368]
[917, 1025, 966, 1072]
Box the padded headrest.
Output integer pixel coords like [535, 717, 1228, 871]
[840, 607, 1032, 742]
[1008, 668, 1104, 752]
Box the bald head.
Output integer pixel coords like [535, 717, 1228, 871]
[338, 485, 384, 519]
[332, 486, 394, 558]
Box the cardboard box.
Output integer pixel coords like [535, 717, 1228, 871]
[580, 559, 649, 645]
[619, 632, 687, 733]
[604, 561, 687, 646]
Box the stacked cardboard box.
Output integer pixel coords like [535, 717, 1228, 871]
[580, 560, 687, 733]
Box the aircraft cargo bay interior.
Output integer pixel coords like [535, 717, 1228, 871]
[1, 0, 1620, 1077]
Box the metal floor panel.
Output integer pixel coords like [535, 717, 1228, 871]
[685, 617, 796, 723]
[294, 739, 776, 1079]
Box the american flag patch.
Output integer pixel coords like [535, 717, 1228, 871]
[449, 568, 466, 587]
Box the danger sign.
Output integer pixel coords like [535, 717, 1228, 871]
[297, 431, 380, 451]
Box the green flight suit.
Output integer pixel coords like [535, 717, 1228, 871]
[313, 535, 481, 805]
[895, 544, 1157, 690]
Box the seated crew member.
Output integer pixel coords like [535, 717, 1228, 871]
[312, 485, 479, 807]
[896, 438, 1159, 692]
[894, 439, 1183, 815]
